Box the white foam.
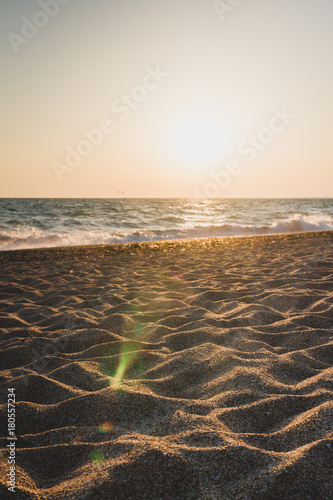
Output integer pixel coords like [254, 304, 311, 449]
[1, 213, 332, 251]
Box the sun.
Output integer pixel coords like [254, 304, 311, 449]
[167, 110, 230, 169]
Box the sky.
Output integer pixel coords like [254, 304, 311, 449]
[1, 0, 333, 198]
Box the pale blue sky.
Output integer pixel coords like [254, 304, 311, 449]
[1, 0, 333, 197]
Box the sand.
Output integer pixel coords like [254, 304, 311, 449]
[0, 231, 332, 499]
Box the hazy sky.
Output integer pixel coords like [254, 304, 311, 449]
[1, 0, 333, 198]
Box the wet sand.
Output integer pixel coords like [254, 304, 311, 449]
[0, 232, 332, 499]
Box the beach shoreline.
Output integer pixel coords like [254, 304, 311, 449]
[1, 229, 332, 260]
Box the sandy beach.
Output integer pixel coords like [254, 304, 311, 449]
[0, 231, 332, 499]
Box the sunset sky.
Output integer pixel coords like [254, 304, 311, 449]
[1, 0, 333, 198]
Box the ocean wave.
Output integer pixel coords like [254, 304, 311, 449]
[0, 214, 332, 251]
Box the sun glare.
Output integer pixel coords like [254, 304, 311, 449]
[167, 111, 230, 169]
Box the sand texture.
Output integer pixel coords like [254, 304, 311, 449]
[0, 232, 332, 499]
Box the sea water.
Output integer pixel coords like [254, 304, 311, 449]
[0, 198, 332, 251]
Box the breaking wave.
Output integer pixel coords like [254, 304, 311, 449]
[1, 213, 332, 251]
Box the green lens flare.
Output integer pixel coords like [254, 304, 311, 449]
[90, 451, 105, 463]
[105, 267, 193, 389]
[109, 349, 138, 388]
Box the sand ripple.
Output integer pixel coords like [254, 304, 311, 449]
[0, 232, 332, 499]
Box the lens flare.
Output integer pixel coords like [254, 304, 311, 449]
[90, 451, 105, 463]
[98, 422, 113, 434]
[109, 342, 142, 388]
[103, 265, 193, 389]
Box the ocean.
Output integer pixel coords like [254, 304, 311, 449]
[0, 198, 332, 251]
